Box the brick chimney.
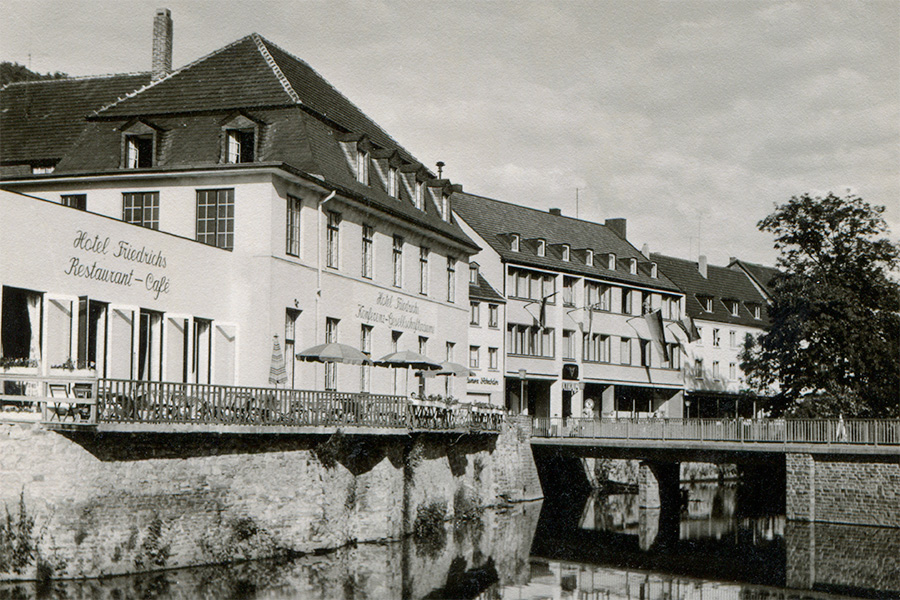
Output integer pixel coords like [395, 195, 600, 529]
[698, 254, 708, 278]
[641, 243, 650, 259]
[605, 218, 627, 239]
[152, 8, 173, 80]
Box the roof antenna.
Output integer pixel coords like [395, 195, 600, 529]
[436, 161, 444, 178]
[575, 187, 580, 219]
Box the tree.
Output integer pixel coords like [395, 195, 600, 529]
[0, 62, 68, 87]
[741, 192, 900, 417]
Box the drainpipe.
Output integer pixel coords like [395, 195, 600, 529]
[316, 190, 337, 343]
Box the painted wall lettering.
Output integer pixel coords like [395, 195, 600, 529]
[66, 229, 171, 297]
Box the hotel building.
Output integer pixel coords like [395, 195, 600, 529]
[0, 12, 478, 398]
[453, 193, 687, 419]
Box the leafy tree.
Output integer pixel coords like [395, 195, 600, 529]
[741, 192, 899, 417]
[1, 62, 68, 87]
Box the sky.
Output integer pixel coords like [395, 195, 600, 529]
[2, 0, 897, 266]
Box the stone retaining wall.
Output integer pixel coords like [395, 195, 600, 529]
[0, 418, 541, 580]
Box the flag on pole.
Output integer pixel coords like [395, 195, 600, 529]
[538, 291, 557, 330]
[678, 315, 701, 343]
[643, 309, 669, 361]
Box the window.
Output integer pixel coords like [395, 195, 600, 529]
[196, 189, 234, 250]
[629, 258, 638, 274]
[418, 336, 428, 356]
[608, 253, 616, 270]
[470, 302, 480, 326]
[510, 234, 520, 252]
[750, 303, 762, 319]
[488, 347, 498, 370]
[712, 360, 720, 380]
[469, 263, 479, 284]
[727, 300, 739, 316]
[664, 344, 680, 370]
[62, 194, 86, 210]
[508, 267, 556, 302]
[360, 324, 372, 392]
[694, 358, 704, 379]
[388, 167, 399, 198]
[286, 195, 301, 257]
[285, 308, 300, 387]
[392, 235, 403, 287]
[414, 181, 424, 210]
[712, 328, 721, 347]
[446, 257, 456, 302]
[226, 129, 254, 163]
[536, 239, 546, 257]
[488, 304, 498, 328]
[446, 342, 455, 362]
[640, 340, 651, 367]
[125, 134, 153, 168]
[325, 317, 339, 390]
[137, 309, 163, 381]
[192, 318, 212, 384]
[356, 149, 369, 184]
[641, 291, 652, 315]
[355, 224, 372, 279]
[651, 263, 658, 278]
[562, 245, 570, 261]
[696, 326, 704, 345]
[620, 337, 632, 365]
[391, 330, 402, 393]
[729, 330, 737, 348]
[563, 329, 576, 360]
[419, 247, 429, 295]
[507, 323, 554, 357]
[698, 296, 713, 312]
[563, 277, 576, 306]
[729, 362, 737, 381]
[32, 165, 54, 174]
[326, 211, 341, 268]
[441, 193, 450, 222]
[469, 346, 480, 369]
[586, 249, 593, 266]
[123, 192, 159, 229]
[75, 297, 107, 372]
[583, 333, 610, 362]
[585, 282, 611, 311]
[621, 289, 633, 315]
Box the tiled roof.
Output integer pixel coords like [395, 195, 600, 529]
[470, 273, 505, 303]
[728, 258, 781, 296]
[651, 253, 770, 327]
[452, 191, 681, 293]
[0, 73, 150, 164]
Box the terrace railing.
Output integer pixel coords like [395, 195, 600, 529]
[532, 417, 900, 447]
[94, 379, 502, 432]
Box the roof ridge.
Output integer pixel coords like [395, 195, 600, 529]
[91, 34, 260, 116]
[252, 33, 302, 105]
[256, 35, 413, 155]
[0, 71, 149, 93]
[457, 190, 611, 228]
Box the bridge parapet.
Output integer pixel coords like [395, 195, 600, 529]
[532, 417, 900, 449]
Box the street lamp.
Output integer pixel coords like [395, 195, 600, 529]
[685, 399, 691, 420]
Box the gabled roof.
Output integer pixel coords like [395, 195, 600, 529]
[0, 73, 151, 164]
[452, 191, 681, 293]
[651, 253, 769, 327]
[92, 34, 417, 163]
[470, 272, 505, 303]
[728, 258, 781, 299]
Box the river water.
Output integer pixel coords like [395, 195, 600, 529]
[3, 481, 898, 599]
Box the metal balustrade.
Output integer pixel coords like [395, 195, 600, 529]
[531, 417, 900, 447]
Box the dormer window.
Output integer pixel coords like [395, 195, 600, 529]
[586, 249, 593, 266]
[650, 262, 658, 278]
[629, 258, 638, 274]
[469, 263, 479, 284]
[415, 181, 424, 210]
[608, 253, 616, 270]
[511, 234, 520, 252]
[225, 129, 255, 163]
[356, 149, 369, 184]
[698, 296, 714, 312]
[537, 239, 546, 257]
[562, 245, 570, 261]
[726, 300, 740, 316]
[388, 167, 399, 198]
[750, 303, 762, 319]
[125, 134, 153, 168]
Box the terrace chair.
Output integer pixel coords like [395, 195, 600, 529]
[72, 383, 93, 421]
[47, 383, 75, 421]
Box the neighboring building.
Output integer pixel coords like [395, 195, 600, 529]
[454, 193, 686, 420]
[466, 261, 506, 407]
[0, 13, 478, 397]
[651, 253, 771, 417]
[728, 258, 781, 301]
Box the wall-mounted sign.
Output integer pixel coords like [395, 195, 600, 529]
[562, 363, 579, 380]
[64, 229, 170, 299]
[357, 292, 434, 333]
[468, 377, 500, 386]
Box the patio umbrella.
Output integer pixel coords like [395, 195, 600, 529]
[429, 361, 475, 377]
[296, 342, 372, 365]
[375, 350, 442, 398]
[269, 335, 287, 386]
